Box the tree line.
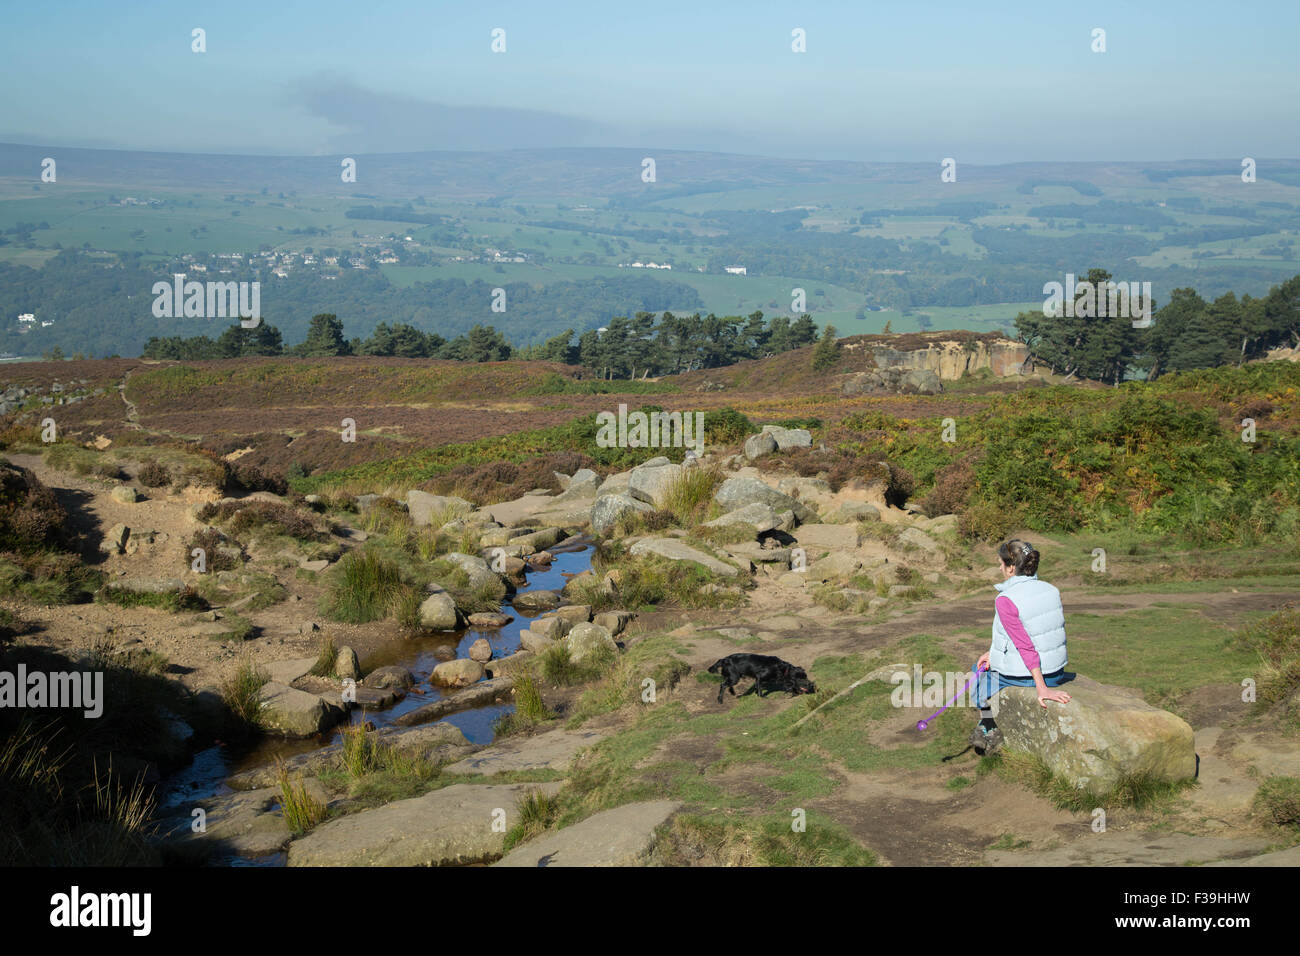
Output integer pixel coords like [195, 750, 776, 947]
[140, 309, 822, 374]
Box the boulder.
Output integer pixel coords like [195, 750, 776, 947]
[100, 523, 130, 555]
[418, 588, 461, 630]
[743, 431, 778, 460]
[701, 503, 779, 535]
[994, 675, 1197, 794]
[111, 485, 139, 504]
[287, 782, 564, 867]
[591, 493, 653, 535]
[554, 604, 592, 623]
[483, 651, 532, 678]
[513, 589, 561, 611]
[467, 638, 493, 663]
[806, 551, 863, 583]
[595, 471, 633, 496]
[407, 490, 471, 527]
[834, 501, 880, 523]
[468, 611, 512, 628]
[258, 682, 344, 737]
[762, 425, 813, 450]
[628, 460, 685, 509]
[593, 610, 634, 636]
[898, 527, 940, 553]
[531, 616, 573, 640]
[432, 658, 485, 688]
[333, 646, 360, 681]
[518, 630, 556, 654]
[566, 622, 618, 663]
[439, 552, 500, 591]
[714, 477, 813, 523]
[552, 469, 601, 501]
[264, 657, 316, 685]
[629, 537, 742, 577]
[362, 665, 415, 691]
[508, 527, 565, 554]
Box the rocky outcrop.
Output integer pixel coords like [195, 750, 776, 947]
[994, 675, 1197, 794]
[843, 367, 942, 395]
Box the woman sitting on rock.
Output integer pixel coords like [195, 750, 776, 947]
[970, 539, 1073, 755]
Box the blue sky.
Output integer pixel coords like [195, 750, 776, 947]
[2, 0, 1296, 162]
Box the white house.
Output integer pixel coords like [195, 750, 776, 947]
[17, 313, 35, 324]
[725, 266, 747, 276]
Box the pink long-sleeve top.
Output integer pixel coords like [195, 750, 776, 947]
[995, 595, 1040, 672]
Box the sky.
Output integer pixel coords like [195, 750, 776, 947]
[2, 0, 1297, 163]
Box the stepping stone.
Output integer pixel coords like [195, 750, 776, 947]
[493, 800, 683, 867]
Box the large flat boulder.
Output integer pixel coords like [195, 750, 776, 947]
[287, 782, 564, 867]
[443, 728, 605, 776]
[629, 537, 741, 577]
[995, 675, 1197, 794]
[493, 800, 683, 867]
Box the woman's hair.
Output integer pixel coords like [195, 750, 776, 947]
[998, 539, 1040, 576]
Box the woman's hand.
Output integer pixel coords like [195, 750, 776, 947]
[1037, 688, 1071, 708]
[976, 652, 990, 672]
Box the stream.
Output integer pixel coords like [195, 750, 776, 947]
[157, 538, 598, 864]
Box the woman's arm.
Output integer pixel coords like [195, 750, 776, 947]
[996, 597, 1071, 706]
[995, 595, 1040, 672]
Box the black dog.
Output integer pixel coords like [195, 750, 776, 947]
[707, 653, 816, 704]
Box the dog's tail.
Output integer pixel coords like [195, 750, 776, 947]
[707, 658, 726, 674]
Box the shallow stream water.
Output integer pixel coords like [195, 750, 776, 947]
[157, 539, 597, 863]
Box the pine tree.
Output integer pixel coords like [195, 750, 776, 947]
[811, 324, 840, 371]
